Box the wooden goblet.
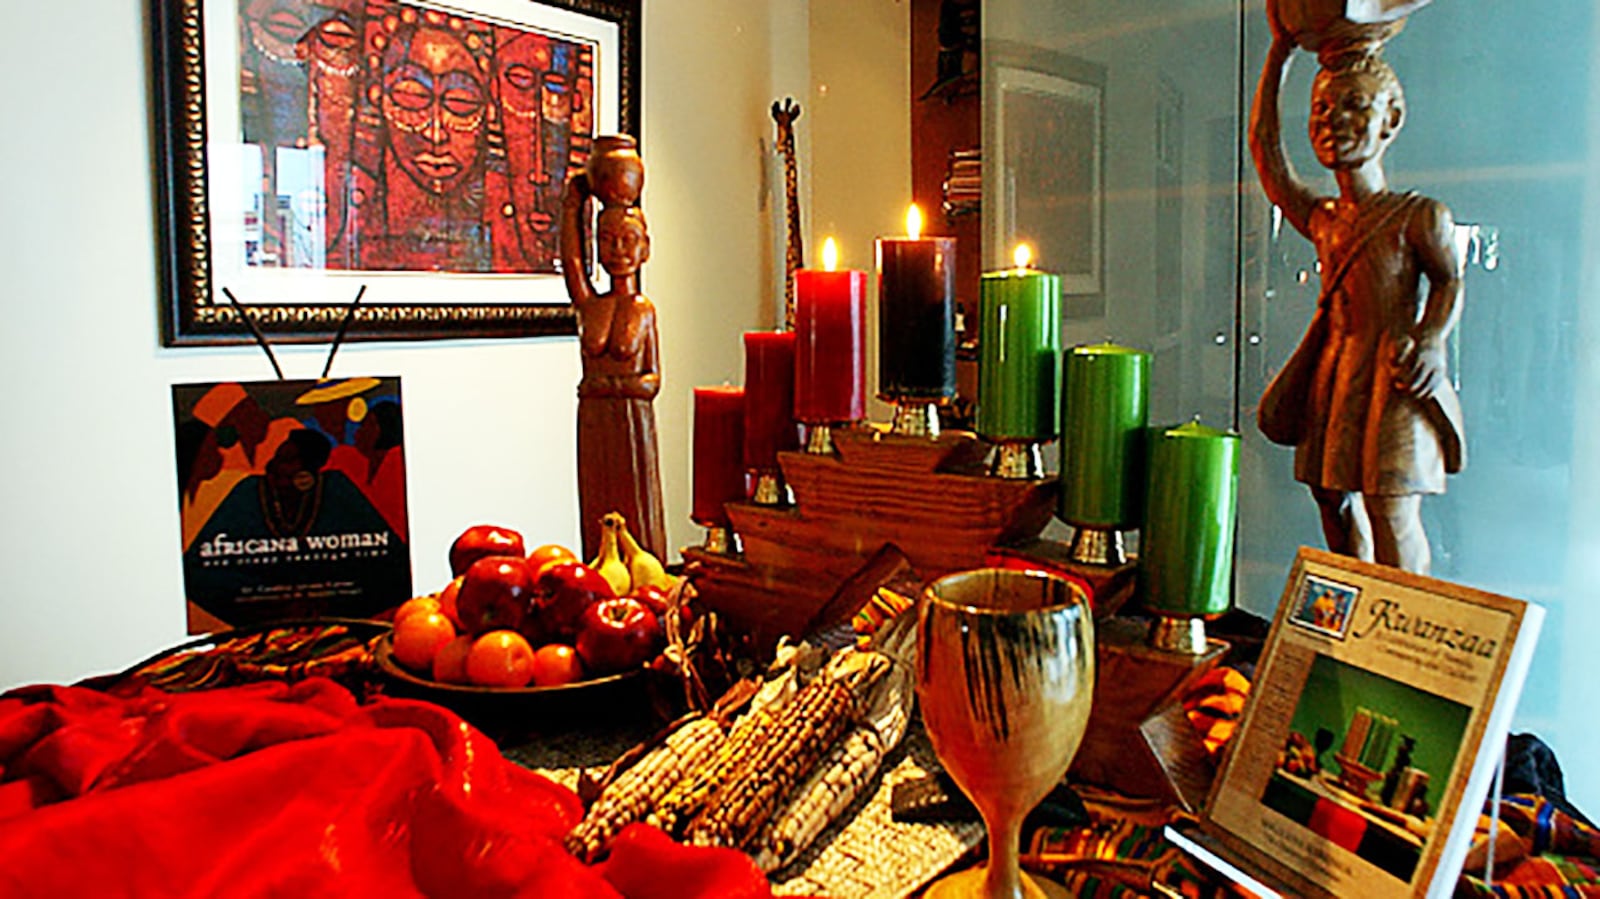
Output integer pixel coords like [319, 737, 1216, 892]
[917, 568, 1096, 899]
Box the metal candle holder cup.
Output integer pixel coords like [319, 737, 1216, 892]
[803, 421, 856, 455]
[990, 441, 1046, 480]
[750, 469, 791, 506]
[889, 398, 943, 438]
[917, 568, 1095, 899]
[696, 523, 740, 555]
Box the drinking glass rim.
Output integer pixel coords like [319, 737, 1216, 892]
[922, 567, 1090, 617]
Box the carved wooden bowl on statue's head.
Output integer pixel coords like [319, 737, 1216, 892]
[1268, 0, 1431, 52]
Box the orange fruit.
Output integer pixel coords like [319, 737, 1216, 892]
[531, 643, 585, 687]
[392, 611, 457, 671]
[437, 576, 465, 630]
[465, 630, 537, 688]
[394, 595, 441, 626]
[526, 544, 579, 581]
[431, 635, 474, 684]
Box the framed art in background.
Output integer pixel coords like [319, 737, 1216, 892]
[153, 0, 640, 345]
[985, 46, 1104, 297]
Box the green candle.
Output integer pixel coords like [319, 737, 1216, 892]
[1058, 344, 1150, 528]
[976, 262, 1061, 441]
[1141, 420, 1240, 618]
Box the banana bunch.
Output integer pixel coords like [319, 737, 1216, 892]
[591, 511, 677, 596]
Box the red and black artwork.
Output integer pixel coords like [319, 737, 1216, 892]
[237, 0, 596, 274]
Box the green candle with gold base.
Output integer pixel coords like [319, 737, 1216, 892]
[976, 263, 1061, 441]
[1141, 419, 1239, 617]
[1058, 344, 1150, 528]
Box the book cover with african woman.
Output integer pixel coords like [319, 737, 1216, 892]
[173, 378, 411, 632]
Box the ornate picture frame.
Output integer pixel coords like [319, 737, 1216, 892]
[153, 0, 640, 346]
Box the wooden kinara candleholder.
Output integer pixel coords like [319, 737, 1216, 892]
[681, 424, 1228, 804]
[684, 426, 1056, 649]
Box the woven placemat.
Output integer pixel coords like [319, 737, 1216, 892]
[509, 723, 983, 899]
[768, 726, 984, 898]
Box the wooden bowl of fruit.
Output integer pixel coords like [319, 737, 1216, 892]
[373, 520, 681, 737]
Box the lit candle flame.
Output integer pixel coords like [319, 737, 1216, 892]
[906, 204, 923, 241]
[1013, 243, 1033, 269]
[821, 237, 838, 272]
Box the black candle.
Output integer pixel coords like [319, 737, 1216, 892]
[876, 207, 956, 400]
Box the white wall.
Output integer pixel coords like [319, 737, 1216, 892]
[0, 0, 807, 689]
[810, 0, 912, 420]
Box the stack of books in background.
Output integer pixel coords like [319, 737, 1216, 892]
[942, 148, 981, 220]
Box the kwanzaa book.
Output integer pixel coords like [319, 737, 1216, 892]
[1187, 547, 1543, 899]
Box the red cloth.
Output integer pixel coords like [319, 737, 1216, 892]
[0, 678, 771, 899]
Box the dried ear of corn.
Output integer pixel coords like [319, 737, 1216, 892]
[643, 638, 810, 838]
[646, 702, 781, 838]
[684, 675, 857, 850]
[748, 723, 885, 871]
[748, 634, 916, 871]
[564, 716, 724, 862]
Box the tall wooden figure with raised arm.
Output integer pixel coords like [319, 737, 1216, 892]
[1251, 0, 1464, 574]
[561, 136, 666, 562]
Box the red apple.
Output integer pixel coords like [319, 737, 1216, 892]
[528, 560, 615, 644]
[456, 556, 535, 636]
[628, 584, 670, 618]
[449, 525, 526, 577]
[631, 584, 695, 632]
[576, 596, 663, 676]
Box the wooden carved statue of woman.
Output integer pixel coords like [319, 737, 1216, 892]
[560, 136, 666, 562]
[1251, 2, 1464, 574]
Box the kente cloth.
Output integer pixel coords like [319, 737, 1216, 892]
[1181, 666, 1250, 758]
[97, 623, 382, 695]
[1454, 795, 1600, 898]
[0, 677, 771, 899]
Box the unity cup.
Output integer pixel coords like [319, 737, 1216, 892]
[916, 568, 1096, 899]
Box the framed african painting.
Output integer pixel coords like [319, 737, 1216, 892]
[152, 0, 640, 346]
[985, 44, 1104, 300]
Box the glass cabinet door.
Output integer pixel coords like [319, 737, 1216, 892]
[987, 0, 1600, 812]
[985, 2, 1242, 432]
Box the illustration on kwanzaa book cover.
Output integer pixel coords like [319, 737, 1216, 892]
[172, 378, 412, 632]
[1205, 549, 1542, 899]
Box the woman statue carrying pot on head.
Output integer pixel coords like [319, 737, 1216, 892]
[560, 136, 667, 562]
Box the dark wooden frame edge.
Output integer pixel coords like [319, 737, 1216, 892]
[151, 0, 641, 346]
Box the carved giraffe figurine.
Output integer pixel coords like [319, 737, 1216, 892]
[771, 98, 804, 330]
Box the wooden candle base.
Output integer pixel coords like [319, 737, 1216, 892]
[1069, 616, 1229, 803]
[683, 426, 1058, 653]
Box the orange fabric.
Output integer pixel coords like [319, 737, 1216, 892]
[1183, 666, 1250, 756]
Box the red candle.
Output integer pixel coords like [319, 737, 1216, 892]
[743, 330, 800, 470]
[692, 386, 746, 525]
[795, 239, 866, 423]
[877, 205, 956, 399]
